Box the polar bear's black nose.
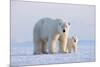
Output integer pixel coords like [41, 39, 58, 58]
[74, 39, 76, 42]
[63, 29, 65, 32]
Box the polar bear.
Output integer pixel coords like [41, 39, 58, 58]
[33, 18, 70, 54]
[66, 36, 78, 53]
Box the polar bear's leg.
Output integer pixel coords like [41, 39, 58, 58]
[48, 39, 56, 54]
[48, 34, 59, 54]
[59, 41, 67, 53]
[42, 41, 48, 54]
[68, 47, 72, 53]
[51, 40, 57, 54]
[65, 47, 69, 53]
[34, 40, 43, 54]
[48, 36, 58, 54]
[72, 45, 75, 52]
[72, 44, 77, 53]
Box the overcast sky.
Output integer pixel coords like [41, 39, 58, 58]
[11, 1, 95, 43]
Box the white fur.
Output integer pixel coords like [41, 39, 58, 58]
[33, 18, 70, 54]
[66, 36, 78, 53]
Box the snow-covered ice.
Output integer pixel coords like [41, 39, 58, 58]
[11, 40, 95, 66]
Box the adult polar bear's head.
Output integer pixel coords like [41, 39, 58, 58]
[55, 18, 70, 36]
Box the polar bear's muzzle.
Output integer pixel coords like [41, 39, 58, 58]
[74, 39, 76, 42]
[63, 29, 65, 33]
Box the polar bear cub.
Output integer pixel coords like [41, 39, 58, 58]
[67, 36, 78, 53]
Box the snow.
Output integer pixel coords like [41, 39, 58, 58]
[10, 40, 95, 66]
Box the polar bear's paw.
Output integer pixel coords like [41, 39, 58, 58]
[42, 51, 48, 54]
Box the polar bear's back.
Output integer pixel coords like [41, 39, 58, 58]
[33, 18, 58, 42]
[40, 18, 58, 35]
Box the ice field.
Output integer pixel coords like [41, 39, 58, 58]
[11, 40, 95, 66]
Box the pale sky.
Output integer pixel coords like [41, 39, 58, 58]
[11, 1, 95, 43]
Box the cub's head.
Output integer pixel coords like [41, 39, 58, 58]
[72, 36, 78, 43]
[55, 18, 70, 35]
